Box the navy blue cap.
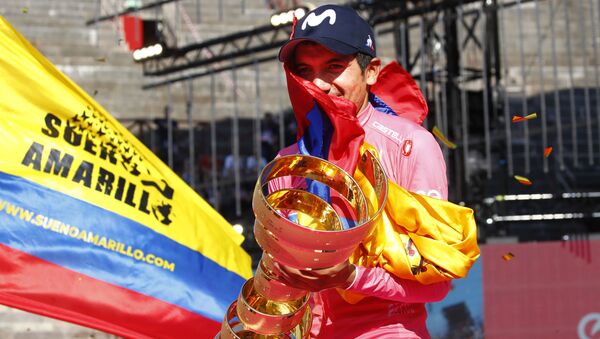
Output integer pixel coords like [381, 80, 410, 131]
[278, 4, 376, 62]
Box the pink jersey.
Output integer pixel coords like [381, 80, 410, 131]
[274, 103, 450, 338]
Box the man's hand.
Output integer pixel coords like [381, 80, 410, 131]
[271, 260, 356, 292]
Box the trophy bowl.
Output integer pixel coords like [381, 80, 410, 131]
[252, 152, 387, 269]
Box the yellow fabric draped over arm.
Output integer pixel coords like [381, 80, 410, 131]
[338, 144, 480, 303]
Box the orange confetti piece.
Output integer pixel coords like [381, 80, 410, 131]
[502, 252, 515, 261]
[432, 126, 457, 149]
[512, 113, 538, 123]
[544, 147, 553, 158]
[514, 175, 532, 185]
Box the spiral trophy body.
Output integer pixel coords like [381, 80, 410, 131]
[219, 151, 388, 338]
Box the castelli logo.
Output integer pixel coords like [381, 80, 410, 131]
[402, 139, 413, 156]
[578, 313, 600, 339]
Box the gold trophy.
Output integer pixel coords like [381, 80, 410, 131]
[219, 151, 388, 338]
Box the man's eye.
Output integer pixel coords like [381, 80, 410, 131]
[295, 68, 311, 76]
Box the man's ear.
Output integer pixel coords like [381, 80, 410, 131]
[365, 57, 382, 86]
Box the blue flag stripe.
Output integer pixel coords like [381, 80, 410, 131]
[0, 171, 244, 322]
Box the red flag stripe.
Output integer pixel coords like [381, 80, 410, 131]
[0, 244, 220, 339]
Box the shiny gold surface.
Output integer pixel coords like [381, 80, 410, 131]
[219, 302, 311, 339]
[243, 287, 306, 315]
[258, 154, 368, 223]
[266, 189, 343, 231]
[240, 279, 308, 315]
[253, 255, 307, 302]
[251, 152, 387, 251]
[236, 278, 310, 335]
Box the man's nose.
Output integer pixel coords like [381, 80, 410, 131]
[312, 77, 331, 93]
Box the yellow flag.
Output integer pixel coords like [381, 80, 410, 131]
[0, 16, 250, 338]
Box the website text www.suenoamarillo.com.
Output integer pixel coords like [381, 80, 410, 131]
[0, 198, 175, 272]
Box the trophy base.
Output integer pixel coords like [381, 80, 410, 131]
[218, 301, 312, 339]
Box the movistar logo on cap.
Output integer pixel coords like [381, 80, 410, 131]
[301, 9, 336, 30]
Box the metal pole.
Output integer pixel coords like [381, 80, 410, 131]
[516, 0, 530, 174]
[150, 112, 156, 157]
[438, 6, 448, 142]
[489, 0, 502, 90]
[441, 65, 450, 172]
[588, 0, 600, 164]
[393, 1, 410, 70]
[196, 0, 201, 23]
[534, 0, 548, 172]
[436, 79, 449, 163]
[254, 59, 263, 175]
[458, 6, 470, 184]
[433, 74, 442, 127]
[400, 21, 409, 68]
[442, 75, 449, 142]
[444, 6, 462, 200]
[549, 0, 564, 170]
[133, 8, 140, 49]
[187, 80, 196, 189]
[232, 65, 241, 217]
[210, 73, 219, 210]
[499, 0, 513, 175]
[565, 1, 579, 167]
[167, 84, 174, 168]
[113, 0, 120, 46]
[94, 0, 100, 47]
[576, 0, 594, 165]
[219, 0, 223, 22]
[419, 16, 428, 129]
[482, 3, 492, 179]
[175, 0, 181, 44]
[435, 84, 445, 157]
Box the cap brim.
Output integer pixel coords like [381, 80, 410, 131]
[278, 37, 359, 62]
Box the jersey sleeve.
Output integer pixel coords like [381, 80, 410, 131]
[401, 129, 448, 200]
[346, 265, 450, 303]
[346, 127, 450, 302]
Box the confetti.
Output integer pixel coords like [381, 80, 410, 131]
[432, 126, 457, 149]
[514, 175, 532, 185]
[544, 147, 553, 158]
[21, 7, 29, 14]
[512, 113, 538, 123]
[95, 57, 107, 62]
[502, 252, 515, 261]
